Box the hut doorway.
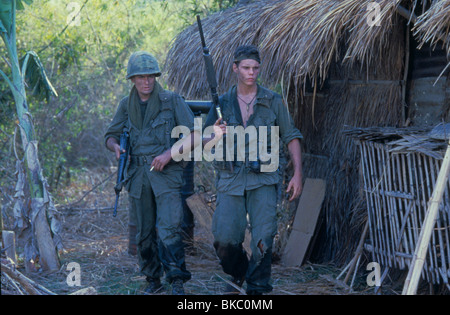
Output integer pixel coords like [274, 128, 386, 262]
[406, 14, 450, 126]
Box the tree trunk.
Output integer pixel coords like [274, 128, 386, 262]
[2, 3, 61, 271]
[14, 81, 61, 272]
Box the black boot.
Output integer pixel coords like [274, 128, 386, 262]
[224, 276, 245, 295]
[144, 278, 163, 294]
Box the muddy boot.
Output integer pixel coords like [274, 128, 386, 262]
[144, 278, 163, 294]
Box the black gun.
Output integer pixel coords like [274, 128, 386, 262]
[196, 15, 233, 171]
[196, 15, 223, 121]
[113, 129, 130, 217]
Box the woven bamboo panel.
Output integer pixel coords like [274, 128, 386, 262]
[359, 140, 450, 285]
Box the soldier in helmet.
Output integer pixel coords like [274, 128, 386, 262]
[104, 51, 196, 294]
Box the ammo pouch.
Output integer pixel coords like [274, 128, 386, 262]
[213, 159, 271, 173]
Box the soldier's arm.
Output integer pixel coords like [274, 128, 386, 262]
[104, 97, 128, 160]
[273, 94, 303, 201]
[106, 137, 121, 160]
[286, 138, 303, 201]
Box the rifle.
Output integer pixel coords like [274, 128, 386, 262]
[113, 129, 130, 217]
[196, 15, 233, 171]
[196, 15, 223, 121]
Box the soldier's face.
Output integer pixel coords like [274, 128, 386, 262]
[131, 74, 156, 100]
[233, 59, 260, 87]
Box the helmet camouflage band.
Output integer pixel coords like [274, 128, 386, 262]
[126, 51, 161, 79]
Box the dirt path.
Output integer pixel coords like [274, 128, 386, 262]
[23, 205, 371, 295]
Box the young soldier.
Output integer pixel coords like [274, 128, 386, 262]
[203, 45, 303, 295]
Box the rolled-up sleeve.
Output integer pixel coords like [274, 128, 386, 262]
[274, 95, 302, 144]
[173, 95, 195, 132]
[104, 96, 128, 147]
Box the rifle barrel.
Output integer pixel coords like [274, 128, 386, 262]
[196, 15, 207, 49]
[113, 194, 119, 217]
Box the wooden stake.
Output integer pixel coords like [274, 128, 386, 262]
[341, 221, 369, 285]
[2, 231, 17, 265]
[402, 140, 450, 295]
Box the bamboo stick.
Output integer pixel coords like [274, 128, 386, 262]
[380, 145, 394, 266]
[360, 143, 377, 264]
[433, 159, 447, 285]
[428, 156, 441, 283]
[387, 151, 402, 267]
[340, 220, 369, 284]
[423, 155, 435, 283]
[371, 144, 384, 264]
[403, 153, 415, 268]
[402, 140, 450, 295]
[395, 153, 406, 265]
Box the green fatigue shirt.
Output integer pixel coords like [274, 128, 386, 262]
[104, 88, 195, 199]
[204, 85, 302, 196]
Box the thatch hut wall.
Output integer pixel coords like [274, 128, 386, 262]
[164, 0, 450, 264]
[295, 21, 406, 261]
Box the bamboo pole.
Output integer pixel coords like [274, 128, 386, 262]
[402, 140, 450, 295]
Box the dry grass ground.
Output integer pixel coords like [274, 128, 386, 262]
[23, 200, 371, 295]
[3, 166, 409, 295]
[25, 207, 368, 295]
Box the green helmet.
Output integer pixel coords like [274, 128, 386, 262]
[126, 51, 161, 79]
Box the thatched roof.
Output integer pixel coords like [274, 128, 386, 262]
[414, 0, 450, 52]
[164, 0, 450, 99]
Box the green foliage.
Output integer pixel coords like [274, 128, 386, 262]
[1, 0, 239, 197]
[0, 0, 32, 36]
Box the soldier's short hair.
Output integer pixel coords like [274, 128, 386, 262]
[233, 45, 261, 65]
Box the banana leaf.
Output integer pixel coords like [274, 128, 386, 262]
[0, 0, 32, 36]
[20, 51, 58, 101]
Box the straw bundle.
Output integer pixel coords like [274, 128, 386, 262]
[413, 0, 450, 78]
[414, 0, 450, 52]
[261, 0, 391, 88]
[343, 1, 404, 67]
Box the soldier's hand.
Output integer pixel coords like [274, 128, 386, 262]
[286, 173, 303, 201]
[151, 150, 172, 172]
[113, 143, 122, 160]
[213, 117, 227, 140]
[106, 137, 123, 160]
